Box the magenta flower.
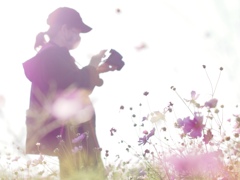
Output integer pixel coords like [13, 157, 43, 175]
[177, 118, 185, 128]
[138, 136, 148, 145]
[138, 128, 155, 145]
[203, 129, 213, 144]
[167, 151, 224, 176]
[204, 98, 218, 108]
[184, 91, 211, 108]
[177, 114, 204, 138]
[184, 91, 199, 105]
[147, 127, 155, 139]
[179, 117, 193, 134]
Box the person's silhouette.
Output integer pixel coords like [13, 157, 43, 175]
[23, 7, 117, 179]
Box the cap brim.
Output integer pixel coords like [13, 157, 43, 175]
[80, 23, 92, 33]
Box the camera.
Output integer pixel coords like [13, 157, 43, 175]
[104, 49, 125, 71]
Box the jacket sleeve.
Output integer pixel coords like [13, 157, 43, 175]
[39, 47, 103, 91]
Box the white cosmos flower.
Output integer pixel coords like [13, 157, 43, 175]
[148, 111, 165, 123]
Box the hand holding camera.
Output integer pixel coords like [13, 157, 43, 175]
[90, 49, 125, 74]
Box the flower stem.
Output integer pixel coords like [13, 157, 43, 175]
[212, 70, 222, 97]
[203, 68, 214, 96]
[174, 90, 194, 116]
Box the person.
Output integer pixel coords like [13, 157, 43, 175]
[22, 7, 117, 179]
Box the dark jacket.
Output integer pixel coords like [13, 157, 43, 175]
[23, 42, 103, 158]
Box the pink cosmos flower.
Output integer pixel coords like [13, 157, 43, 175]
[184, 91, 199, 105]
[177, 113, 205, 138]
[138, 128, 155, 145]
[204, 98, 218, 108]
[167, 151, 223, 175]
[167, 151, 224, 177]
[147, 128, 155, 139]
[203, 129, 213, 144]
[138, 136, 148, 145]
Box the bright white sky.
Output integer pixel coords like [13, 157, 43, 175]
[0, 0, 240, 164]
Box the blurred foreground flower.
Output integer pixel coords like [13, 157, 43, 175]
[167, 151, 225, 177]
[51, 88, 94, 125]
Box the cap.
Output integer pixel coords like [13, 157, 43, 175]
[47, 7, 92, 33]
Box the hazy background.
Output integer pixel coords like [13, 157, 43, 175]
[0, 0, 240, 163]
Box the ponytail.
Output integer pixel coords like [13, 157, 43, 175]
[34, 26, 60, 50]
[34, 32, 47, 51]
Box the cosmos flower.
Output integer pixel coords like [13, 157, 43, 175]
[203, 129, 213, 144]
[185, 91, 199, 104]
[138, 128, 155, 145]
[148, 111, 165, 123]
[204, 98, 218, 108]
[177, 113, 204, 138]
[167, 151, 224, 176]
[138, 136, 148, 145]
[147, 127, 155, 139]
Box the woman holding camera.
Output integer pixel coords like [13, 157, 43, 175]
[23, 7, 116, 179]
